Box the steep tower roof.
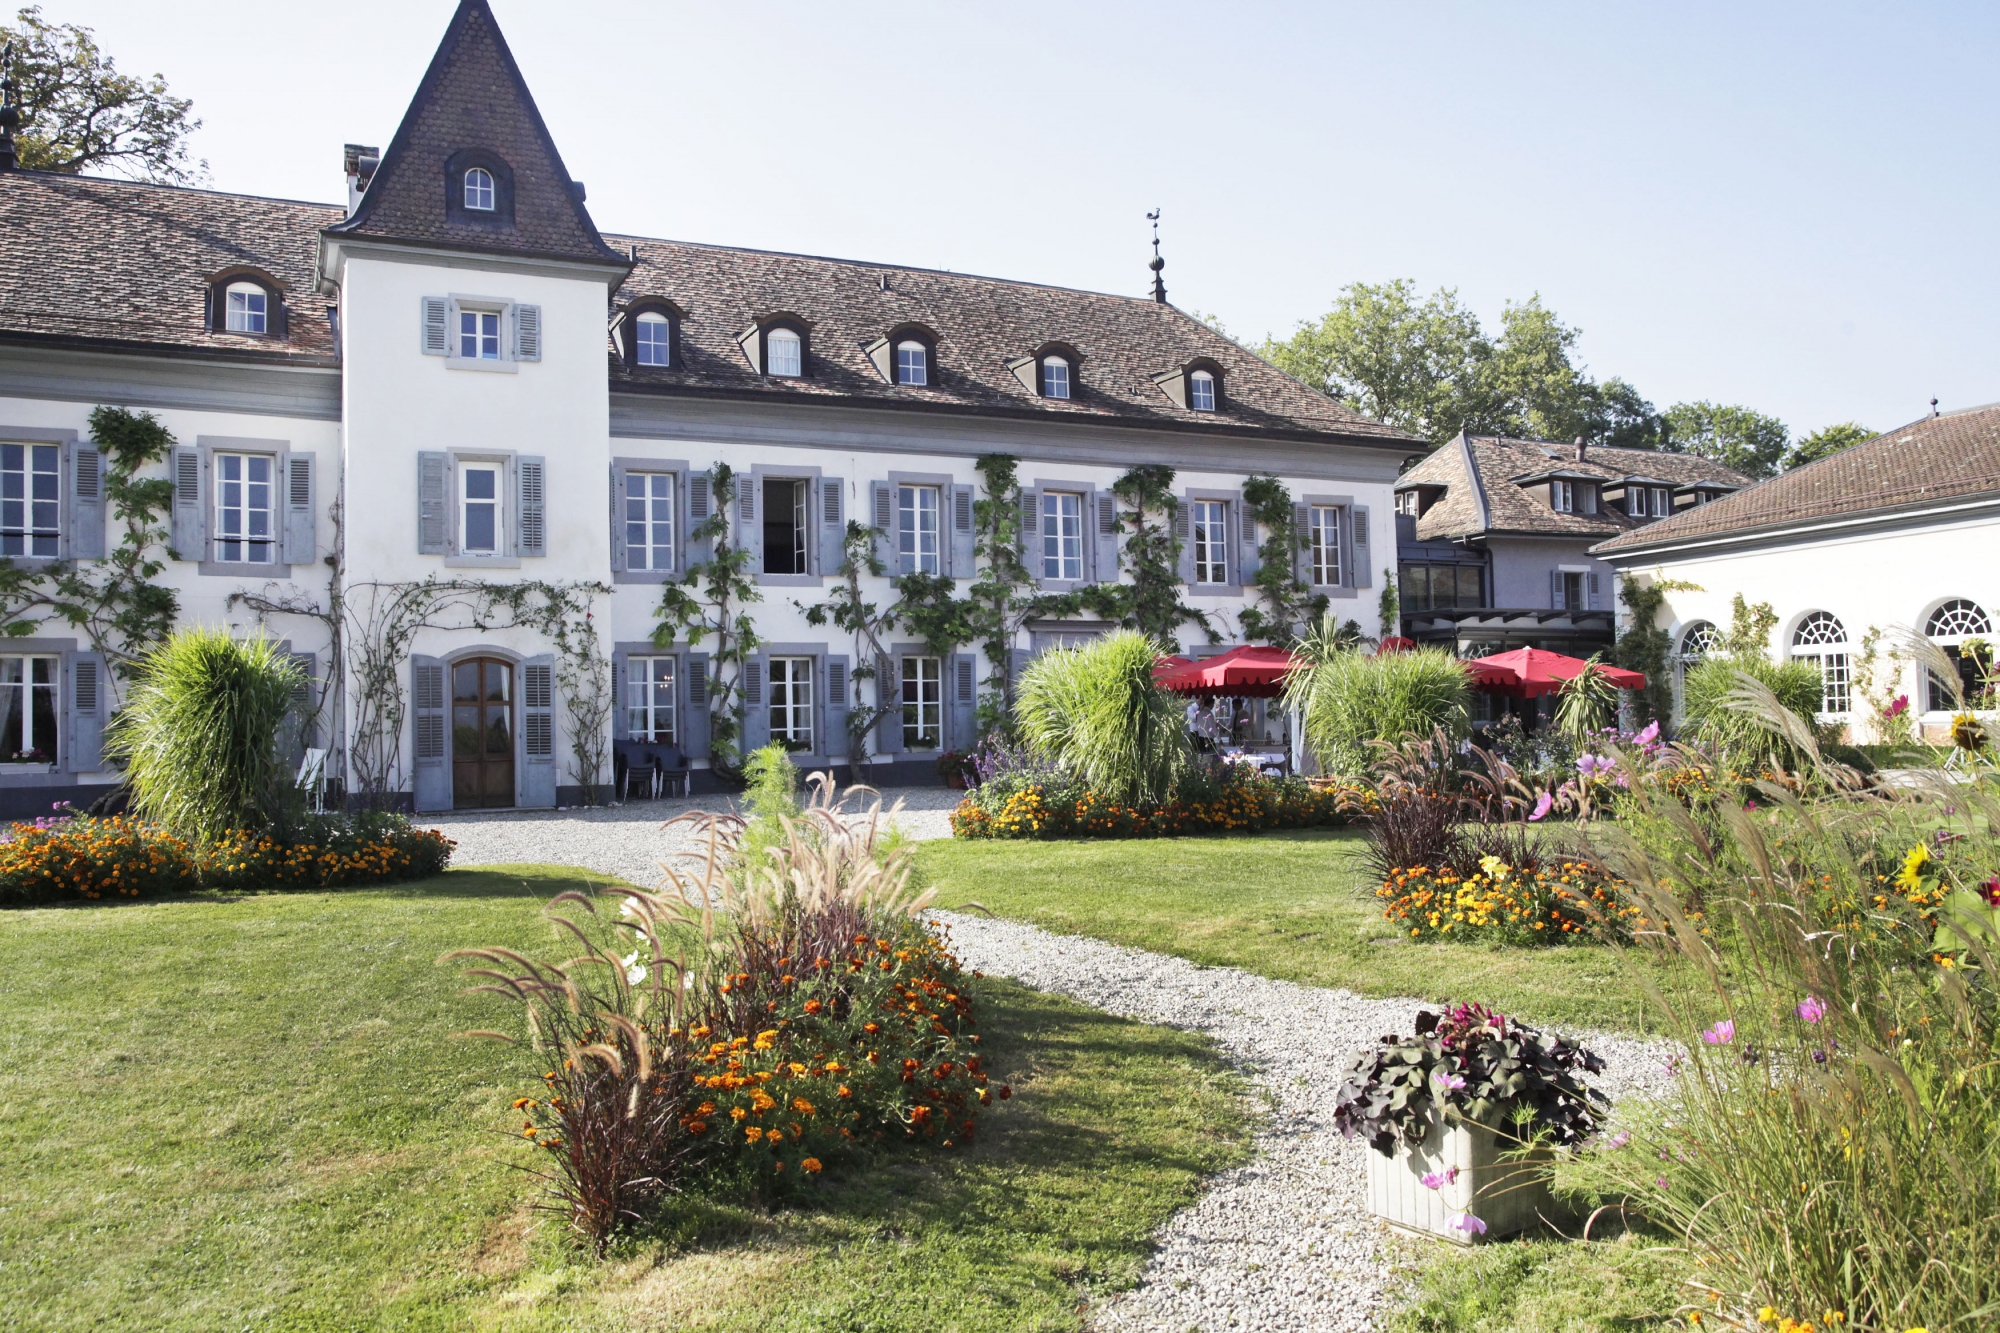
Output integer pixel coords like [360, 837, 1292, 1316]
[327, 0, 625, 269]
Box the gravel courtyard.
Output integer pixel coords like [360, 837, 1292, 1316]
[425, 799, 1666, 1333]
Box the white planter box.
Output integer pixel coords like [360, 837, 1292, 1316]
[1365, 1114, 1552, 1244]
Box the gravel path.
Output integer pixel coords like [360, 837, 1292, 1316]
[431, 804, 1669, 1332]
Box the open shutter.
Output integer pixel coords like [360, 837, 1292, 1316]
[289, 652, 318, 748]
[1292, 503, 1312, 583]
[68, 443, 105, 561]
[1352, 505, 1373, 588]
[609, 463, 628, 573]
[825, 654, 850, 757]
[283, 454, 315, 566]
[170, 446, 203, 561]
[687, 470, 713, 566]
[870, 480, 894, 570]
[684, 653, 711, 759]
[66, 651, 105, 773]
[1550, 570, 1565, 610]
[516, 456, 546, 557]
[417, 451, 448, 555]
[1093, 490, 1120, 582]
[740, 656, 768, 753]
[1174, 496, 1195, 584]
[1009, 648, 1032, 704]
[1237, 496, 1260, 585]
[819, 476, 847, 574]
[1588, 570, 1601, 611]
[521, 656, 557, 807]
[420, 296, 449, 355]
[512, 304, 542, 361]
[737, 473, 762, 574]
[411, 656, 450, 812]
[950, 483, 976, 577]
[1017, 487, 1039, 572]
[950, 652, 978, 751]
[874, 653, 900, 754]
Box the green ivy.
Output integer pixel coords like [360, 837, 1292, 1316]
[1236, 473, 1327, 645]
[798, 519, 897, 777]
[652, 462, 760, 785]
[1613, 575, 1673, 725]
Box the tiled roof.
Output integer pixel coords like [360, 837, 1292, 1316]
[603, 236, 1414, 443]
[1400, 434, 1752, 541]
[0, 171, 340, 360]
[327, 0, 624, 268]
[1593, 404, 2000, 554]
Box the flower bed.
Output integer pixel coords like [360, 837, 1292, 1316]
[949, 772, 1369, 840]
[0, 811, 455, 905]
[1377, 857, 1641, 945]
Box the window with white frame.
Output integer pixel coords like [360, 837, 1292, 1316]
[1041, 356, 1070, 399]
[1556, 570, 1588, 610]
[1924, 598, 1994, 711]
[225, 281, 268, 334]
[464, 167, 495, 211]
[635, 311, 671, 366]
[625, 656, 677, 742]
[1, 443, 59, 558]
[1395, 490, 1420, 516]
[901, 655, 941, 749]
[768, 656, 814, 750]
[1679, 621, 1718, 663]
[625, 472, 675, 570]
[766, 328, 802, 377]
[1189, 369, 1216, 411]
[1551, 480, 1575, 513]
[1790, 611, 1851, 715]
[897, 484, 940, 575]
[459, 308, 500, 360]
[0, 654, 57, 763]
[762, 477, 809, 575]
[214, 452, 276, 564]
[895, 340, 928, 386]
[461, 462, 503, 554]
[1192, 499, 1228, 584]
[1308, 505, 1341, 585]
[1650, 487, 1671, 516]
[1040, 491, 1083, 581]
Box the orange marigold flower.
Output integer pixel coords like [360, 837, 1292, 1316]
[801, 1156, 822, 1174]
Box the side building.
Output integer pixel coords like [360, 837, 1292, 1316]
[0, 0, 1417, 814]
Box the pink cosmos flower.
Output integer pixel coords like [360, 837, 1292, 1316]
[1419, 1166, 1459, 1190]
[1530, 791, 1554, 822]
[1608, 1131, 1631, 1149]
[1448, 1212, 1487, 1235]
[1633, 720, 1660, 747]
[1435, 1072, 1467, 1092]
[1796, 996, 1827, 1024]
[1701, 1019, 1736, 1045]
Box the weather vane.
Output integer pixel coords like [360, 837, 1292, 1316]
[1147, 208, 1166, 304]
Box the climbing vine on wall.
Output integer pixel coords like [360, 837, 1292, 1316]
[1613, 574, 1675, 726]
[1236, 473, 1327, 646]
[798, 520, 898, 778]
[1099, 464, 1212, 646]
[652, 462, 760, 785]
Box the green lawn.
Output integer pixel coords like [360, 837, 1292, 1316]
[1, 868, 1250, 1331]
[915, 831, 1664, 1033]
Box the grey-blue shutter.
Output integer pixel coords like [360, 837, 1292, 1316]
[420, 296, 449, 355]
[875, 652, 900, 754]
[516, 456, 547, 557]
[819, 476, 846, 574]
[687, 470, 713, 566]
[740, 655, 768, 753]
[1292, 503, 1312, 584]
[950, 483, 976, 577]
[66, 651, 105, 773]
[417, 452, 448, 555]
[1588, 570, 1602, 611]
[170, 446, 203, 561]
[1352, 505, 1373, 588]
[283, 454, 315, 566]
[1009, 648, 1032, 704]
[289, 652, 318, 749]
[1551, 569, 1564, 610]
[950, 652, 978, 751]
[825, 654, 850, 757]
[521, 656, 557, 807]
[1092, 490, 1120, 583]
[1174, 496, 1195, 584]
[68, 444, 105, 561]
[871, 480, 894, 570]
[512, 304, 542, 362]
[1238, 495, 1260, 585]
[609, 463, 628, 573]
[738, 474, 762, 573]
[411, 656, 450, 811]
[1018, 487, 1038, 573]
[684, 652, 711, 759]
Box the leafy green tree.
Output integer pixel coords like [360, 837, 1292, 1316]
[1662, 401, 1790, 479]
[1782, 421, 1873, 471]
[2, 7, 203, 182]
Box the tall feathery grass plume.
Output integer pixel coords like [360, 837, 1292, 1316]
[1013, 629, 1188, 806]
[1284, 642, 1469, 777]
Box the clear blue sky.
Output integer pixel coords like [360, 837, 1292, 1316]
[68, 1, 2000, 438]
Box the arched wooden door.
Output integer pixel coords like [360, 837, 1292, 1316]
[452, 657, 514, 809]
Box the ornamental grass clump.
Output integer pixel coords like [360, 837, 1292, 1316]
[1014, 629, 1188, 806]
[108, 627, 302, 846]
[1284, 643, 1469, 777]
[1681, 654, 1824, 776]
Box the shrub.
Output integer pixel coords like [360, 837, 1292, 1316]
[1681, 654, 1823, 773]
[1014, 629, 1188, 805]
[949, 767, 1364, 840]
[1376, 860, 1641, 946]
[1286, 647, 1469, 776]
[108, 627, 303, 845]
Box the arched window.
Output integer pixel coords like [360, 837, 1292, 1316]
[895, 339, 927, 386]
[1790, 612, 1850, 716]
[225, 281, 268, 335]
[1679, 621, 1717, 662]
[1924, 598, 1993, 711]
[1189, 368, 1217, 411]
[464, 167, 495, 211]
[1041, 356, 1070, 399]
[766, 328, 802, 377]
[635, 311, 671, 367]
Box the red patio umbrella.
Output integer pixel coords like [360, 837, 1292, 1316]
[1466, 647, 1645, 699]
[1152, 654, 1195, 680]
[1375, 636, 1418, 655]
[1154, 645, 1302, 698]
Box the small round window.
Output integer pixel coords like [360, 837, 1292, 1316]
[464, 167, 495, 211]
[225, 281, 268, 335]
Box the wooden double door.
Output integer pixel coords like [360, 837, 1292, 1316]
[452, 657, 514, 808]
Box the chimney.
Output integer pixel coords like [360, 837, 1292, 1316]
[343, 144, 380, 216]
[1574, 435, 1588, 464]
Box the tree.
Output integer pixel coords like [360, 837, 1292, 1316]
[1782, 421, 1872, 471]
[3, 7, 203, 183]
[1661, 401, 1790, 479]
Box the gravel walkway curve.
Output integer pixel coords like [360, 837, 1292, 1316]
[430, 804, 1669, 1332]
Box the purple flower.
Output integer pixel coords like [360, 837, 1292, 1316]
[1530, 791, 1554, 822]
[1632, 720, 1660, 747]
[1701, 1019, 1735, 1045]
[1435, 1072, 1467, 1092]
[1655, 1176, 1668, 1190]
[1448, 1211, 1487, 1235]
[1796, 996, 1827, 1024]
[1419, 1166, 1459, 1190]
[1608, 1131, 1630, 1149]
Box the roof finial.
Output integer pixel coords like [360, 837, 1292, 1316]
[1931, 396, 1940, 417]
[1146, 208, 1166, 304]
[0, 44, 20, 173]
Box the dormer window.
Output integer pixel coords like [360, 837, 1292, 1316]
[464, 167, 495, 211]
[896, 340, 928, 386]
[1552, 480, 1575, 513]
[1395, 490, 1420, 517]
[225, 281, 268, 334]
[1041, 356, 1071, 399]
[1189, 369, 1217, 412]
[636, 312, 671, 366]
[767, 328, 802, 377]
